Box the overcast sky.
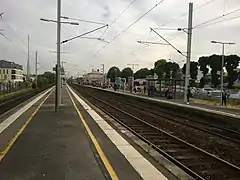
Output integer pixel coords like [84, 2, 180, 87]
[1, 0, 240, 76]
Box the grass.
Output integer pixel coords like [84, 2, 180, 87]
[192, 97, 240, 108]
[0, 88, 33, 102]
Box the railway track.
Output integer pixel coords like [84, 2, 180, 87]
[77, 85, 240, 143]
[107, 95, 240, 144]
[72, 85, 240, 179]
[0, 85, 53, 115]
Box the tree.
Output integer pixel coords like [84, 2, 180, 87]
[198, 56, 210, 88]
[37, 76, 49, 88]
[42, 71, 55, 84]
[166, 62, 180, 79]
[134, 68, 151, 79]
[121, 67, 133, 81]
[182, 61, 199, 80]
[198, 54, 240, 88]
[225, 55, 240, 88]
[149, 68, 155, 76]
[209, 55, 221, 88]
[107, 66, 121, 82]
[154, 59, 167, 78]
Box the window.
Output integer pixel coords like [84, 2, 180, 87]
[11, 70, 16, 74]
[4, 75, 7, 79]
[3, 69, 5, 74]
[11, 75, 16, 80]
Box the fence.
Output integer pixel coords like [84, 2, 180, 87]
[0, 82, 29, 96]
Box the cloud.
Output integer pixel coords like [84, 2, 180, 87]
[102, 5, 111, 19]
[0, 0, 240, 76]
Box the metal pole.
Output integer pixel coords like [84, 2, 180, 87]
[35, 51, 38, 88]
[184, 2, 193, 103]
[27, 35, 30, 80]
[221, 43, 224, 105]
[55, 0, 61, 112]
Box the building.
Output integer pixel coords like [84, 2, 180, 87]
[0, 60, 23, 83]
[84, 69, 103, 85]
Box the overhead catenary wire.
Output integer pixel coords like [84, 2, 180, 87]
[61, 16, 106, 25]
[61, 24, 108, 44]
[194, 14, 240, 29]
[99, 0, 138, 39]
[147, 0, 220, 48]
[159, 0, 220, 27]
[0, 32, 12, 43]
[150, 27, 186, 57]
[1, 18, 28, 48]
[0, 16, 32, 58]
[94, 0, 166, 57]
[194, 7, 240, 28]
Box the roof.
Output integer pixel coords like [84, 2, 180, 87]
[87, 71, 103, 75]
[0, 60, 23, 70]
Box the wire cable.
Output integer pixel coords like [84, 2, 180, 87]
[194, 14, 240, 29]
[0, 32, 12, 43]
[160, 0, 220, 27]
[194, 7, 240, 28]
[99, 0, 138, 39]
[61, 16, 106, 25]
[94, 0, 166, 57]
[1, 18, 28, 48]
[150, 27, 186, 57]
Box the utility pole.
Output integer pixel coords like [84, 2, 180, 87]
[27, 35, 30, 80]
[35, 51, 38, 88]
[56, 0, 61, 112]
[184, 2, 193, 103]
[127, 63, 139, 93]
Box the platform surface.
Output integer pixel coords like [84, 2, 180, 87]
[0, 86, 170, 180]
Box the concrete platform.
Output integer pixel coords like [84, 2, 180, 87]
[0, 86, 171, 180]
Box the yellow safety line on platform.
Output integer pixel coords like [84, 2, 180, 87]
[67, 88, 119, 180]
[0, 89, 54, 163]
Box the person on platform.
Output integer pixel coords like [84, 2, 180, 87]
[114, 83, 117, 91]
[222, 89, 227, 106]
[143, 85, 146, 95]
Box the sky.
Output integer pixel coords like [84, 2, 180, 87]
[0, 0, 240, 77]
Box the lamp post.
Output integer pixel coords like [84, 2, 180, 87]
[211, 40, 235, 105]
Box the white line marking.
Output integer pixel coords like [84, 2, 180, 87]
[68, 85, 168, 180]
[0, 87, 54, 134]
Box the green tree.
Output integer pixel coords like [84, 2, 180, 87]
[154, 59, 167, 78]
[165, 62, 180, 79]
[198, 56, 209, 88]
[149, 68, 155, 76]
[42, 72, 55, 84]
[225, 55, 240, 88]
[37, 75, 49, 88]
[121, 67, 133, 81]
[107, 66, 121, 82]
[134, 68, 151, 79]
[182, 61, 199, 80]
